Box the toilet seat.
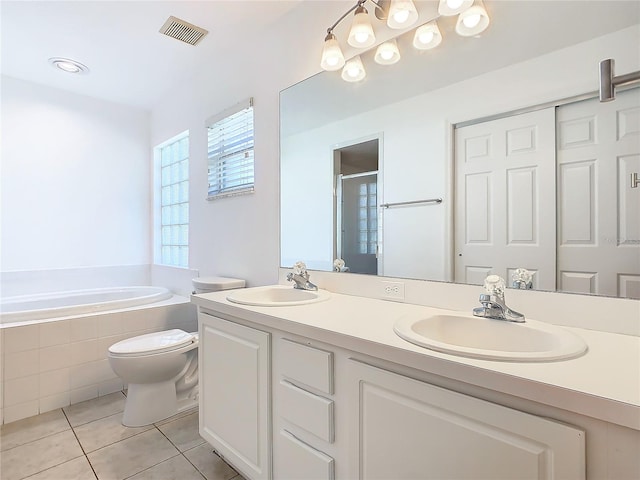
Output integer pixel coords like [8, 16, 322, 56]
[108, 329, 196, 357]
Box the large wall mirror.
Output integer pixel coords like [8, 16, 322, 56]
[280, 1, 640, 299]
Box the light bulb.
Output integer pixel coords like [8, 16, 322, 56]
[48, 57, 89, 74]
[463, 13, 481, 28]
[413, 21, 442, 50]
[381, 50, 394, 60]
[392, 10, 410, 25]
[355, 31, 370, 44]
[387, 0, 418, 29]
[341, 56, 366, 82]
[438, 0, 473, 16]
[57, 62, 81, 73]
[374, 39, 401, 65]
[455, 2, 490, 36]
[326, 56, 340, 67]
[419, 31, 434, 44]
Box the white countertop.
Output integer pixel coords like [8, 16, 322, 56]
[192, 288, 640, 430]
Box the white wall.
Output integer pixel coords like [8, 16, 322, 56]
[149, 5, 332, 287]
[0, 76, 150, 281]
[281, 25, 640, 282]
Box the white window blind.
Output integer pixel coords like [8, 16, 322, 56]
[158, 133, 189, 267]
[206, 98, 254, 199]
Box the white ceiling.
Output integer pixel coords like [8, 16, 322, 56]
[3, 1, 639, 114]
[0, 0, 307, 110]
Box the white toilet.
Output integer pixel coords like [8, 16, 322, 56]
[108, 276, 245, 426]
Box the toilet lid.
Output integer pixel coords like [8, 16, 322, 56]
[108, 329, 195, 356]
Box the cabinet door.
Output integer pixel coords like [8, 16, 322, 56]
[348, 360, 585, 480]
[199, 313, 271, 480]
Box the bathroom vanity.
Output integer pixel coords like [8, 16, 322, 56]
[192, 285, 640, 480]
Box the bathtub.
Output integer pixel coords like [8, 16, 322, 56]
[0, 286, 173, 324]
[0, 286, 196, 424]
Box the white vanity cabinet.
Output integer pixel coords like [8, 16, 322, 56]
[347, 360, 586, 480]
[198, 312, 271, 480]
[273, 337, 337, 480]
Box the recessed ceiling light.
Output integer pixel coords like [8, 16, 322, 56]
[48, 57, 89, 74]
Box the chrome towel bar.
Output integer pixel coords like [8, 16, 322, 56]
[380, 198, 443, 209]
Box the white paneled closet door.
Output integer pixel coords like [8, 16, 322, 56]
[454, 107, 557, 290]
[556, 88, 640, 298]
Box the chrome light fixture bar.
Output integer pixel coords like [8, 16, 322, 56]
[599, 58, 640, 102]
[320, 0, 490, 82]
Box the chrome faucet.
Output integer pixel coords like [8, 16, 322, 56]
[287, 261, 318, 291]
[472, 275, 525, 323]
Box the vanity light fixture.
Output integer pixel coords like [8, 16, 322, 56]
[386, 0, 419, 29]
[320, 0, 490, 82]
[455, 0, 490, 37]
[438, 0, 474, 16]
[48, 57, 89, 74]
[321, 32, 346, 71]
[413, 21, 442, 50]
[342, 55, 367, 82]
[374, 39, 401, 65]
[348, 4, 376, 48]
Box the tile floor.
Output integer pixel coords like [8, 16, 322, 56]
[0, 391, 244, 480]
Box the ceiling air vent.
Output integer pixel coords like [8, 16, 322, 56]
[159, 16, 208, 46]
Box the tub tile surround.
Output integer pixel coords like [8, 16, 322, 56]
[0, 392, 244, 480]
[1, 300, 196, 424]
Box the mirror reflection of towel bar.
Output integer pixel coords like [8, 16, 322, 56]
[381, 198, 443, 209]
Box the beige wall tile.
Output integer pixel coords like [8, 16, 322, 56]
[39, 320, 70, 348]
[3, 401, 39, 424]
[39, 391, 70, 413]
[70, 339, 99, 365]
[69, 317, 98, 342]
[4, 349, 39, 380]
[4, 325, 39, 354]
[39, 345, 72, 372]
[39, 368, 70, 397]
[4, 375, 38, 406]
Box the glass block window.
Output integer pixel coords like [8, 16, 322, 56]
[158, 133, 189, 267]
[358, 181, 377, 254]
[206, 98, 254, 199]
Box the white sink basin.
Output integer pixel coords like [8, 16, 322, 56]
[226, 285, 331, 307]
[394, 314, 587, 362]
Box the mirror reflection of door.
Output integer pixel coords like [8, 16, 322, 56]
[454, 107, 557, 290]
[334, 139, 379, 275]
[454, 88, 640, 297]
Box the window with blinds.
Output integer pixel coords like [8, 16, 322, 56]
[157, 132, 189, 267]
[206, 98, 254, 199]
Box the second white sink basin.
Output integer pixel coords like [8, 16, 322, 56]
[226, 285, 331, 307]
[394, 314, 587, 362]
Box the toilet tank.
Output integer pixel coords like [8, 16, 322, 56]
[192, 276, 245, 294]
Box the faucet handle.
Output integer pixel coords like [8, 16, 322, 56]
[293, 261, 307, 276]
[512, 268, 533, 289]
[483, 275, 505, 297]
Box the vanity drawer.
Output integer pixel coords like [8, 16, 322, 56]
[279, 380, 334, 442]
[278, 429, 335, 480]
[280, 339, 333, 394]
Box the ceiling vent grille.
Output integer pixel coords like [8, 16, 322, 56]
[159, 16, 208, 46]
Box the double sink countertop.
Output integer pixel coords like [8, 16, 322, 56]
[192, 287, 640, 431]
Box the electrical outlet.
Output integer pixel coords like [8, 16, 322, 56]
[381, 281, 405, 300]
